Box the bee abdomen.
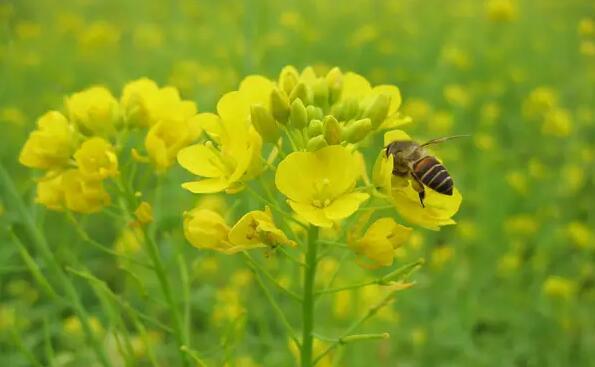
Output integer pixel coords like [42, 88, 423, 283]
[413, 156, 453, 195]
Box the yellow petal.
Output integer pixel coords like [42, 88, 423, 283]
[383, 129, 412, 146]
[287, 201, 333, 228]
[217, 91, 249, 123]
[371, 85, 402, 115]
[177, 144, 223, 178]
[392, 185, 462, 230]
[181, 178, 229, 194]
[323, 192, 369, 220]
[239, 75, 275, 107]
[341, 72, 372, 101]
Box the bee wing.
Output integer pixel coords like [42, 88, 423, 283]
[420, 134, 470, 147]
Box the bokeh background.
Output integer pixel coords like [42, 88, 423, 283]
[1, 0, 594, 366]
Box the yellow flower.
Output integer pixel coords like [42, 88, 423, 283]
[65, 86, 120, 136]
[486, 0, 518, 22]
[19, 111, 76, 169]
[566, 222, 592, 250]
[349, 217, 412, 267]
[145, 115, 202, 172]
[73, 137, 118, 180]
[228, 207, 296, 249]
[543, 276, 576, 301]
[542, 108, 572, 137]
[183, 208, 231, 252]
[120, 79, 197, 127]
[522, 87, 558, 120]
[35, 171, 66, 211]
[61, 169, 111, 213]
[380, 130, 462, 230]
[134, 201, 153, 225]
[275, 145, 369, 227]
[178, 111, 262, 194]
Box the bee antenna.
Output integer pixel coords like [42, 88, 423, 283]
[420, 134, 470, 147]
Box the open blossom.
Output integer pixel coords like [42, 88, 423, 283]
[65, 86, 120, 136]
[275, 145, 369, 227]
[120, 78, 197, 127]
[73, 137, 119, 180]
[19, 111, 77, 170]
[374, 130, 462, 230]
[177, 99, 263, 194]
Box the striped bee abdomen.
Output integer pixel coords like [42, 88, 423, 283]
[413, 156, 453, 195]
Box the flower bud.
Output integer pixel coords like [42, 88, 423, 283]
[323, 115, 342, 145]
[312, 78, 329, 109]
[289, 82, 312, 105]
[306, 105, 323, 122]
[270, 88, 290, 125]
[250, 104, 280, 143]
[343, 118, 372, 143]
[326, 67, 343, 105]
[278, 65, 300, 96]
[333, 98, 360, 121]
[134, 201, 154, 225]
[289, 98, 308, 129]
[306, 135, 328, 151]
[307, 119, 324, 137]
[364, 93, 391, 129]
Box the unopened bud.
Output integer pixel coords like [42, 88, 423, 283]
[134, 201, 153, 225]
[323, 115, 342, 145]
[307, 135, 328, 151]
[250, 104, 280, 143]
[364, 93, 391, 129]
[334, 98, 360, 121]
[307, 119, 324, 137]
[306, 105, 323, 122]
[326, 67, 343, 105]
[312, 78, 329, 109]
[278, 65, 300, 96]
[289, 82, 312, 105]
[343, 118, 372, 143]
[270, 88, 290, 125]
[289, 98, 308, 129]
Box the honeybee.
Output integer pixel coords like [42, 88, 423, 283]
[385, 135, 467, 208]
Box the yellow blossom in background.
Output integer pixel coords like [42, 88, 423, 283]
[497, 253, 521, 276]
[114, 227, 143, 255]
[65, 86, 120, 136]
[505, 214, 539, 237]
[74, 137, 119, 180]
[228, 207, 296, 249]
[132, 23, 164, 50]
[566, 222, 592, 250]
[0, 106, 26, 125]
[77, 21, 120, 53]
[443, 84, 471, 108]
[542, 108, 572, 137]
[543, 276, 576, 301]
[486, 0, 518, 22]
[523, 87, 558, 120]
[430, 245, 454, 270]
[63, 315, 104, 336]
[505, 170, 528, 195]
[19, 111, 77, 169]
[332, 289, 353, 320]
[134, 201, 153, 225]
[61, 169, 111, 213]
[145, 115, 202, 172]
[350, 217, 412, 267]
[275, 145, 369, 227]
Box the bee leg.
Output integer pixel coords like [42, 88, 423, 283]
[410, 173, 426, 208]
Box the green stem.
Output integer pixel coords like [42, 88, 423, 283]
[301, 226, 319, 367]
[0, 164, 113, 367]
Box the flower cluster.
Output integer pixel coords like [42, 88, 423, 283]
[178, 66, 463, 267]
[19, 79, 200, 213]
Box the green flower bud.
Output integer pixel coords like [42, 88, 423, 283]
[312, 78, 329, 110]
[343, 118, 372, 143]
[323, 115, 342, 145]
[333, 98, 360, 121]
[289, 98, 308, 129]
[279, 65, 300, 96]
[270, 88, 290, 125]
[364, 93, 391, 129]
[289, 98, 309, 130]
[326, 67, 343, 105]
[250, 104, 279, 143]
[306, 135, 328, 151]
[306, 105, 323, 122]
[289, 82, 312, 105]
[307, 119, 323, 138]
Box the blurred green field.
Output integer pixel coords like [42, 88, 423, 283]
[1, 0, 594, 366]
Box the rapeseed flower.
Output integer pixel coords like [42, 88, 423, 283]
[19, 111, 77, 169]
[73, 137, 119, 180]
[145, 115, 202, 172]
[61, 169, 111, 213]
[275, 145, 369, 227]
[349, 217, 412, 267]
[228, 207, 296, 249]
[65, 86, 120, 136]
